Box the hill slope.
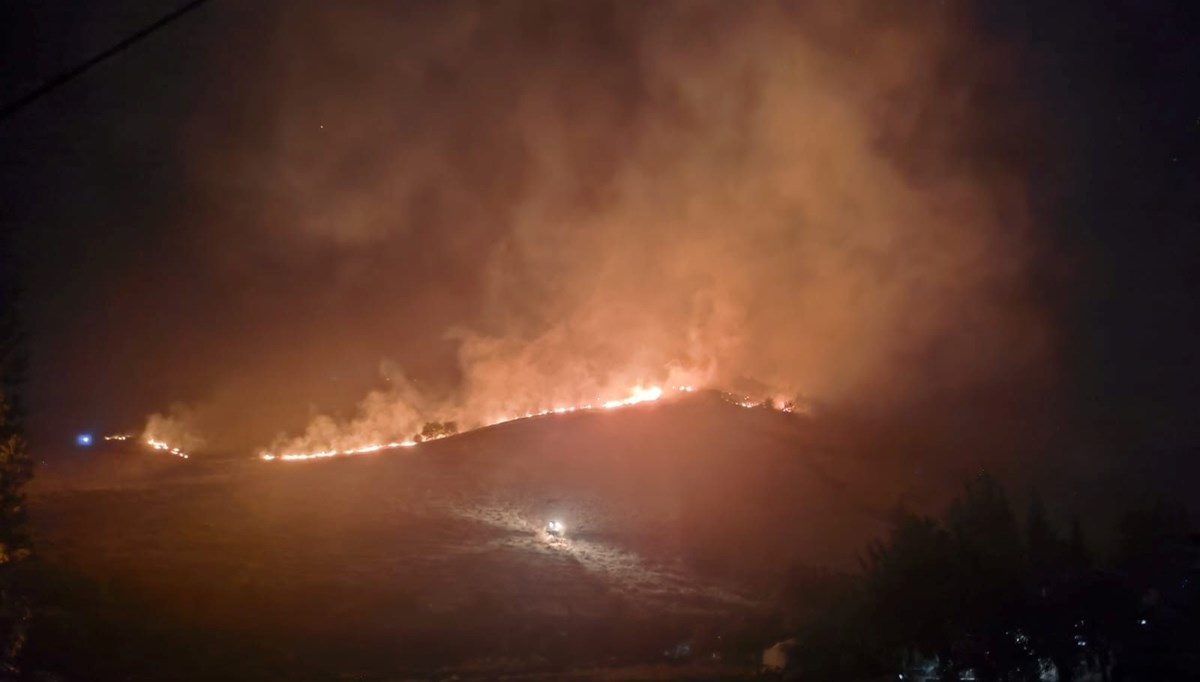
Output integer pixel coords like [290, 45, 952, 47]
[31, 393, 904, 671]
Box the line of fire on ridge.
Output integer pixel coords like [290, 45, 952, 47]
[105, 384, 801, 463]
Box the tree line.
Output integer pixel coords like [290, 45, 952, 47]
[780, 474, 1197, 681]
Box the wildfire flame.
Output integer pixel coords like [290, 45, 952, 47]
[105, 383, 799, 464]
[147, 438, 191, 459]
[102, 433, 190, 459]
[260, 439, 417, 462]
[259, 384, 675, 462]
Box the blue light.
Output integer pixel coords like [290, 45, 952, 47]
[76, 433, 93, 447]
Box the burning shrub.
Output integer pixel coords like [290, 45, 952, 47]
[415, 421, 459, 442]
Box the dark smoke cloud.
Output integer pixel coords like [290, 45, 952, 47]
[142, 0, 1048, 456]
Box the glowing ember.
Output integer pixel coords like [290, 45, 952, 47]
[262, 439, 418, 462]
[147, 438, 190, 459]
[103, 433, 190, 458]
[602, 384, 663, 409]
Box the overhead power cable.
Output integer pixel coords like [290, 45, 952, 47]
[0, 0, 212, 122]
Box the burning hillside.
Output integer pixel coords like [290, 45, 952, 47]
[82, 0, 1046, 466]
[105, 383, 805, 464]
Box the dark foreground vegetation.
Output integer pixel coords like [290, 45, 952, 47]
[778, 476, 1198, 682]
[1, 282, 33, 678]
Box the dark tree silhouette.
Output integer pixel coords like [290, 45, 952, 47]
[0, 281, 32, 675]
[862, 507, 955, 664]
[788, 471, 1200, 682]
[1066, 516, 1092, 575]
[1112, 500, 1197, 680]
[1115, 499, 1191, 584]
[943, 474, 1029, 681]
[1026, 488, 1064, 583]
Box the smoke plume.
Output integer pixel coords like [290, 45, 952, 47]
[142, 404, 206, 455]
[164, 0, 1046, 456]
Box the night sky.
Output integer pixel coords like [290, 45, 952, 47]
[0, 1, 1196, 502]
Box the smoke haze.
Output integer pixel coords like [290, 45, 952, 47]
[115, 1, 1048, 456]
